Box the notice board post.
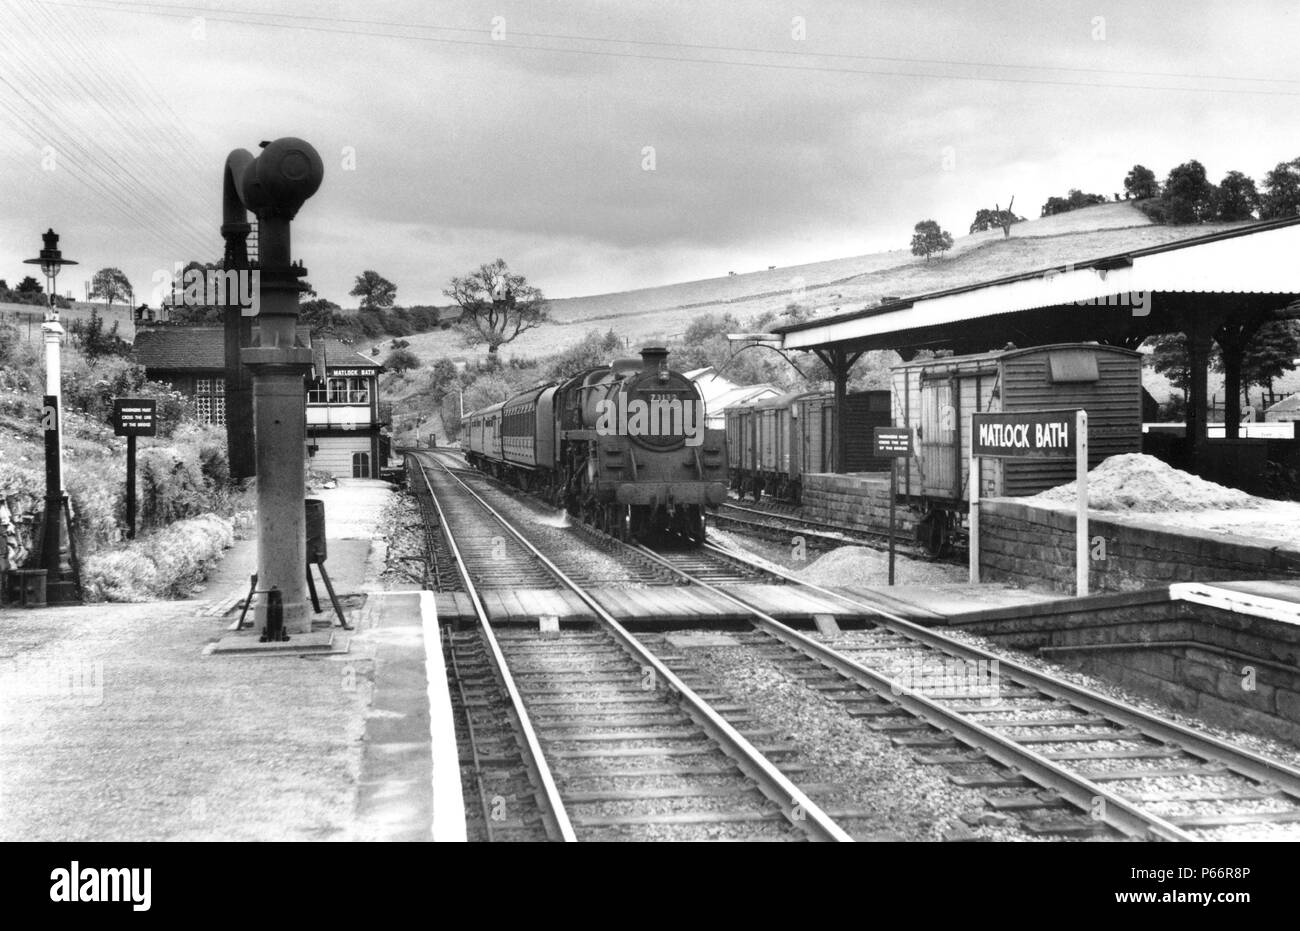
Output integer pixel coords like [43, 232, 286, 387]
[969, 409, 1089, 596]
[112, 399, 157, 539]
[873, 426, 913, 586]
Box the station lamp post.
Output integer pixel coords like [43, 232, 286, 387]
[23, 229, 81, 604]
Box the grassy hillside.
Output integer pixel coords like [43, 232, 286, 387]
[401, 202, 1252, 365]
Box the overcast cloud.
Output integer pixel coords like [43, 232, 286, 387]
[2, 0, 1298, 307]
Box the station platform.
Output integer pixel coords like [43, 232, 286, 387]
[0, 479, 466, 842]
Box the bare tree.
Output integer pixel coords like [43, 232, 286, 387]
[444, 258, 550, 357]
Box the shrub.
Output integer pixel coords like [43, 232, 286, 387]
[82, 513, 233, 601]
[65, 462, 125, 552]
[172, 421, 230, 489]
[138, 444, 211, 529]
[384, 347, 421, 373]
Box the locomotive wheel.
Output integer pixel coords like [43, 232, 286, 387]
[687, 508, 705, 545]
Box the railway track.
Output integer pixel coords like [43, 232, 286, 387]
[409, 452, 857, 841]
[629, 541, 1300, 841]
[716, 499, 917, 555]
[411, 449, 1300, 839]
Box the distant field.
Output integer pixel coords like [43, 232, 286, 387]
[399, 201, 1252, 365]
[0, 300, 136, 344]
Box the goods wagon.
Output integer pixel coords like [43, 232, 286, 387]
[891, 342, 1142, 554]
[724, 389, 892, 502]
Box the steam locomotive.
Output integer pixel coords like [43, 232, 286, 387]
[464, 347, 728, 544]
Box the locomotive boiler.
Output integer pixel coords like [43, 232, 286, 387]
[465, 347, 728, 544]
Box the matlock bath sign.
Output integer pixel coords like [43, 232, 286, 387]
[970, 410, 1077, 458]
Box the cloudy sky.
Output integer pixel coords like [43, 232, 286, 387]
[1, 0, 1298, 308]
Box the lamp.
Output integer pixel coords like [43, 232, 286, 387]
[22, 229, 81, 604]
[23, 228, 77, 322]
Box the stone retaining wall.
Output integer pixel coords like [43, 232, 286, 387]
[948, 592, 1300, 745]
[801, 472, 915, 537]
[978, 499, 1300, 593]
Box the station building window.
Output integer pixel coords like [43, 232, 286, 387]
[324, 376, 370, 405]
[194, 377, 226, 425]
[352, 451, 370, 477]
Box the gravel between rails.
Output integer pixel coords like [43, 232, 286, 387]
[662, 634, 1051, 842]
[454, 472, 663, 586]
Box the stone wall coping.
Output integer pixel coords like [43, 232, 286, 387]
[945, 587, 1171, 627]
[982, 498, 1300, 561]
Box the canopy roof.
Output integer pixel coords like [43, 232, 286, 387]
[775, 216, 1300, 355]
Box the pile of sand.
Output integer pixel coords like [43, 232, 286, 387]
[796, 545, 965, 587]
[1029, 453, 1262, 512]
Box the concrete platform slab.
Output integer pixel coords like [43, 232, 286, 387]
[352, 591, 465, 842]
[0, 478, 439, 842]
[1171, 580, 1300, 626]
[836, 582, 1066, 622]
[206, 629, 347, 655]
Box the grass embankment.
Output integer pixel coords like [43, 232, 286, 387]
[0, 322, 250, 602]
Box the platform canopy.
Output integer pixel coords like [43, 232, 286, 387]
[769, 215, 1300, 471]
[776, 216, 1300, 356]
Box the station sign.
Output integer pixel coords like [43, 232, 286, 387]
[873, 426, 912, 457]
[112, 399, 158, 437]
[971, 410, 1075, 458]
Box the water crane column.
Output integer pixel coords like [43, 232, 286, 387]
[225, 138, 324, 635]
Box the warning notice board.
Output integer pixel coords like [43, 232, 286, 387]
[112, 399, 157, 437]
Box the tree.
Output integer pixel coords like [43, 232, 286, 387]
[350, 270, 397, 311]
[1260, 158, 1300, 219]
[89, 267, 132, 308]
[68, 308, 129, 363]
[1124, 164, 1160, 200]
[1214, 170, 1260, 221]
[546, 328, 624, 380]
[909, 219, 953, 261]
[428, 358, 461, 404]
[383, 347, 422, 373]
[1215, 319, 1300, 403]
[298, 298, 345, 338]
[969, 202, 1023, 236]
[445, 258, 550, 357]
[461, 371, 517, 413]
[16, 275, 42, 294]
[1161, 160, 1215, 224]
[1040, 189, 1107, 216]
[1149, 333, 1199, 395]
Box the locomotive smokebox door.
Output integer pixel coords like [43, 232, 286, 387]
[305, 498, 327, 563]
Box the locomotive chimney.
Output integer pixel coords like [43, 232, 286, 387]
[640, 346, 669, 367]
